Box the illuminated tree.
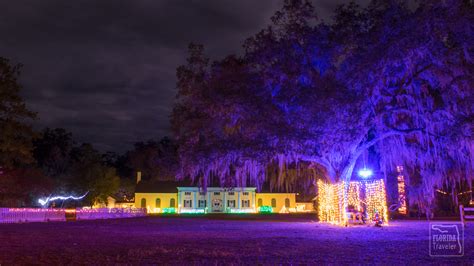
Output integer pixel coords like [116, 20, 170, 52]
[173, 0, 473, 214]
[336, 0, 474, 213]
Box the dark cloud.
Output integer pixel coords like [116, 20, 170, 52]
[0, 0, 360, 152]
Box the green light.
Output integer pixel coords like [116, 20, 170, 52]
[162, 208, 176, 214]
[229, 208, 256, 214]
[180, 209, 205, 214]
[258, 206, 273, 213]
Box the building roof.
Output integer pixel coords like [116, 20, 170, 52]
[135, 179, 193, 193]
[108, 194, 134, 203]
[135, 179, 299, 194]
[258, 183, 297, 193]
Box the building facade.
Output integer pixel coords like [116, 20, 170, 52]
[135, 192, 177, 213]
[256, 193, 297, 213]
[134, 182, 297, 214]
[177, 187, 257, 214]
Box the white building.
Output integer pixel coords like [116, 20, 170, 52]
[178, 187, 256, 213]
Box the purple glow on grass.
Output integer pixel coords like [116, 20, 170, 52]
[75, 208, 147, 220]
[0, 208, 147, 223]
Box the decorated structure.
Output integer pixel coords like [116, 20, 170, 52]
[317, 178, 388, 226]
[396, 166, 407, 215]
[92, 196, 135, 209]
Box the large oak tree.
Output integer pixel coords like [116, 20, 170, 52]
[173, 0, 473, 214]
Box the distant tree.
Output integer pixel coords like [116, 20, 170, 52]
[89, 167, 120, 205]
[0, 168, 53, 207]
[126, 141, 159, 180]
[155, 137, 180, 180]
[116, 177, 135, 201]
[102, 151, 119, 167]
[103, 151, 135, 199]
[33, 128, 74, 178]
[126, 137, 178, 181]
[69, 144, 120, 205]
[0, 57, 36, 169]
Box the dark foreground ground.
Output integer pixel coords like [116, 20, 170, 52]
[0, 214, 472, 265]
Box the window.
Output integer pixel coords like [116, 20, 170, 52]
[184, 192, 192, 195]
[227, 200, 236, 208]
[155, 198, 161, 208]
[199, 192, 205, 196]
[285, 198, 290, 208]
[140, 198, 146, 208]
[242, 200, 250, 208]
[242, 192, 249, 196]
[228, 192, 235, 196]
[184, 200, 192, 208]
[213, 192, 220, 195]
[198, 200, 206, 208]
[257, 198, 262, 207]
[271, 198, 277, 208]
[170, 198, 176, 207]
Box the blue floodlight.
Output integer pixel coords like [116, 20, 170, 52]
[358, 168, 373, 178]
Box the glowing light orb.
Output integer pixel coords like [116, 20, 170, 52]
[38, 192, 88, 206]
[358, 168, 373, 178]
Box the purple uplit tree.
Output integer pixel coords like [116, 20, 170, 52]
[172, 0, 473, 214]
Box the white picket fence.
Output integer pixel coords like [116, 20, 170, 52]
[0, 208, 66, 223]
[0, 208, 147, 224]
[75, 208, 147, 220]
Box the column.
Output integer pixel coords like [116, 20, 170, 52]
[253, 191, 256, 211]
[223, 190, 226, 212]
[237, 191, 241, 210]
[177, 190, 181, 213]
[207, 191, 211, 213]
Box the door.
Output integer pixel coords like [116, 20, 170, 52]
[212, 199, 223, 212]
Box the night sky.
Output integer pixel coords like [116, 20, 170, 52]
[0, 0, 362, 152]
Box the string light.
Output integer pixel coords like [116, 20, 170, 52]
[229, 208, 256, 214]
[317, 180, 344, 224]
[365, 179, 388, 223]
[347, 182, 362, 211]
[179, 209, 205, 214]
[318, 179, 388, 226]
[258, 206, 273, 213]
[162, 208, 176, 214]
[38, 192, 88, 206]
[396, 166, 407, 214]
[435, 189, 472, 196]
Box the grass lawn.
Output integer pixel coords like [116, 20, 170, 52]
[0, 214, 472, 264]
